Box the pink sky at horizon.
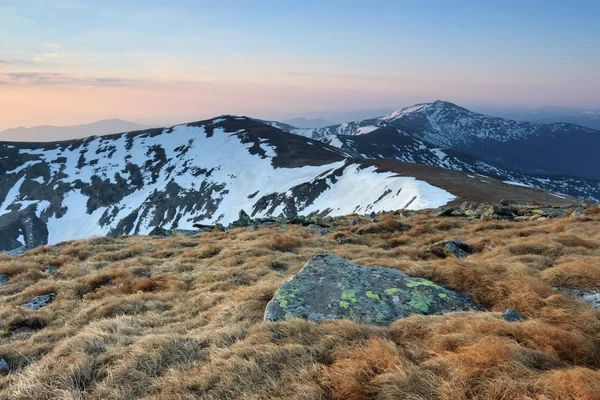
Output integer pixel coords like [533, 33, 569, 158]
[2, 73, 598, 131]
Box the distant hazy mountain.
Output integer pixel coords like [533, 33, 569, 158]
[472, 105, 600, 130]
[0, 119, 149, 142]
[281, 117, 336, 129]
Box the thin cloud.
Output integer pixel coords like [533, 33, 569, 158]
[45, 43, 62, 48]
[0, 71, 139, 87]
[0, 59, 33, 65]
[280, 71, 391, 81]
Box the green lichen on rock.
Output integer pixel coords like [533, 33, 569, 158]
[341, 289, 358, 303]
[264, 254, 482, 326]
[366, 291, 380, 300]
[408, 290, 432, 313]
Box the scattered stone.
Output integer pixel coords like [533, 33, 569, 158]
[435, 207, 461, 217]
[0, 273, 9, 286]
[44, 266, 59, 275]
[148, 227, 169, 237]
[192, 223, 217, 232]
[532, 208, 568, 218]
[286, 215, 331, 228]
[559, 288, 600, 309]
[1, 246, 27, 257]
[228, 210, 255, 229]
[503, 309, 525, 322]
[264, 254, 481, 326]
[269, 262, 288, 273]
[22, 293, 56, 310]
[499, 199, 528, 211]
[428, 240, 470, 259]
[233, 273, 249, 285]
[149, 227, 199, 237]
[12, 326, 37, 335]
[336, 236, 351, 245]
[478, 204, 515, 219]
[0, 358, 8, 374]
[570, 207, 587, 218]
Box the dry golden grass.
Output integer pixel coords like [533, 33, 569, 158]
[0, 210, 599, 399]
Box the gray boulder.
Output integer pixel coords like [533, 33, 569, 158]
[22, 293, 56, 310]
[428, 240, 470, 259]
[264, 254, 481, 326]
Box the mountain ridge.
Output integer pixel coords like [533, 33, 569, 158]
[0, 115, 583, 253]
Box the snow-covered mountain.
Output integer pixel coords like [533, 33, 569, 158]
[0, 117, 458, 251]
[280, 101, 600, 199]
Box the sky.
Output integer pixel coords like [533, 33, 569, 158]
[0, 0, 599, 130]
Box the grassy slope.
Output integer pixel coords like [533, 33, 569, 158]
[0, 209, 599, 399]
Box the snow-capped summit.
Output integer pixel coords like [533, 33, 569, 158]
[283, 100, 600, 184]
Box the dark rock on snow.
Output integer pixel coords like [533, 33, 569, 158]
[264, 254, 481, 326]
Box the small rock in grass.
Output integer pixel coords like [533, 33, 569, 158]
[22, 293, 56, 310]
[503, 309, 525, 322]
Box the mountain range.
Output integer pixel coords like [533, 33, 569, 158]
[0, 101, 597, 252]
[0, 119, 149, 142]
[277, 101, 600, 197]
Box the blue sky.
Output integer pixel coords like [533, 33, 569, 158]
[0, 0, 599, 128]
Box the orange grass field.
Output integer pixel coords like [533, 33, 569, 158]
[0, 209, 599, 399]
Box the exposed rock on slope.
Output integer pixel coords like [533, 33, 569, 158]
[264, 254, 481, 325]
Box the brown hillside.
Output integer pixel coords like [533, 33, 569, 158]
[0, 209, 599, 399]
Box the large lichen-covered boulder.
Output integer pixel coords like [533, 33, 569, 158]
[264, 254, 481, 326]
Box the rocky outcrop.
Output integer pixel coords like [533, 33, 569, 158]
[435, 200, 594, 221]
[264, 254, 481, 326]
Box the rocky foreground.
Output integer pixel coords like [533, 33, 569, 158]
[0, 202, 599, 399]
